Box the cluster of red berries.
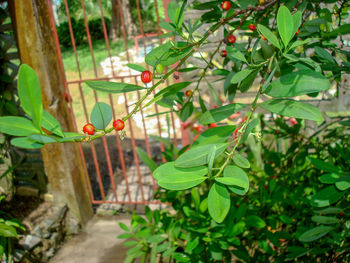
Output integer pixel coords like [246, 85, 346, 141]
[83, 119, 125, 136]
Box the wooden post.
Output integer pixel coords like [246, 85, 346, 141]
[10, 0, 93, 224]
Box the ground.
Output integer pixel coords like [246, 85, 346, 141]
[50, 215, 131, 263]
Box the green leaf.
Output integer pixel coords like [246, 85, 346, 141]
[335, 176, 350, 191]
[124, 241, 139, 247]
[239, 70, 258, 92]
[223, 165, 249, 195]
[277, 6, 294, 47]
[192, 125, 236, 146]
[319, 173, 341, 184]
[119, 222, 129, 232]
[307, 157, 340, 173]
[259, 99, 323, 123]
[85, 81, 145, 93]
[311, 185, 345, 207]
[314, 207, 343, 214]
[226, 46, 248, 63]
[167, 1, 178, 24]
[257, 24, 281, 50]
[292, 11, 302, 36]
[280, 215, 293, 224]
[325, 24, 350, 37]
[90, 102, 112, 130]
[145, 42, 191, 67]
[193, 1, 218, 10]
[173, 252, 190, 262]
[18, 64, 43, 129]
[28, 134, 57, 144]
[126, 63, 146, 72]
[153, 162, 207, 190]
[178, 67, 199, 72]
[311, 216, 339, 225]
[298, 226, 333, 242]
[198, 103, 246, 125]
[315, 47, 335, 64]
[213, 69, 230, 76]
[206, 79, 222, 106]
[245, 215, 266, 228]
[0, 223, 17, 238]
[185, 236, 199, 253]
[58, 132, 86, 142]
[230, 69, 253, 84]
[0, 116, 40, 136]
[175, 0, 187, 28]
[159, 22, 176, 31]
[146, 234, 167, 244]
[42, 111, 64, 137]
[288, 39, 312, 52]
[175, 143, 228, 168]
[208, 182, 230, 223]
[264, 70, 330, 97]
[233, 154, 250, 168]
[11, 137, 44, 149]
[154, 82, 191, 98]
[136, 147, 157, 172]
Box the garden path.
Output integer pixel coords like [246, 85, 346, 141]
[49, 215, 131, 263]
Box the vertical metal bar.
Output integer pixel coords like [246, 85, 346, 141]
[123, 91, 145, 201]
[134, 77, 157, 189]
[116, 0, 152, 202]
[109, 93, 132, 202]
[96, 0, 119, 202]
[80, 0, 120, 203]
[63, 0, 105, 201]
[47, 0, 95, 202]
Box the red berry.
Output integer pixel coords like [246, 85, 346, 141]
[236, 204, 240, 208]
[221, 50, 227, 57]
[272, 176, 277, 179]
[264, 185, 268, 190]
[83, 123, 95, 135]
[295, 29, 300, 36]
[344, 78, 348, 83]
[221, 1, 231, 11]
[228, 35, 236, 44]
[338, 212, 344, 216]
[113, 119, 125, 131]
[288, 118, 298, 126]
[185, 90, 193, 97]
[141, 70, 152, 83]
[261, 35, 266, 41]
[248, 24, 256, 31]
[209, 123, 217, 128]
[275, 130, 280, 134]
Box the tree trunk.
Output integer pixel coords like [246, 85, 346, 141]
[110, 0, 138, 40]
[9, 0, 93, 225]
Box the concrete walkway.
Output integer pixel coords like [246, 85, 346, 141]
[50, 215, 131, 263]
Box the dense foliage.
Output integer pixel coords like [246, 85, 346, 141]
[57, 17, 111, 49]
[120, 119, 350, 262]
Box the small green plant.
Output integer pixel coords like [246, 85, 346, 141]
[0, 195, 25, 263]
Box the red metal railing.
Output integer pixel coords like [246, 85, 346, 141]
[47, 0, 180, 206]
